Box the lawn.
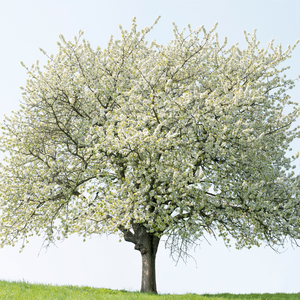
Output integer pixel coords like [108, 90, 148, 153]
[0, 280, 299, 300]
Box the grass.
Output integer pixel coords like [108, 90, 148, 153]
[0, 280, 300, 300]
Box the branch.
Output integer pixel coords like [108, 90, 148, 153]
[118, 225, 137, 244]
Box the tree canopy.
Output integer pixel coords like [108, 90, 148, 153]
[0, 18, 300, 293]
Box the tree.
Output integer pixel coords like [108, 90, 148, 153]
[0, 17, 300, 293]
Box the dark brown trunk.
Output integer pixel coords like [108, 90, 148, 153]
[119, 223, 160, 294]
[140, 231, 159, 293]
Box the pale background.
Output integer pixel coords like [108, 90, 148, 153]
[0, 0, 300, 295]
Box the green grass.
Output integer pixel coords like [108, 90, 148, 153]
[0, 280, 299, 300]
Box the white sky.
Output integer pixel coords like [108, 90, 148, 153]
[0, 0, 300, 295]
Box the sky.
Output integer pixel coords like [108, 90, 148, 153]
[0, 0, 300, 295]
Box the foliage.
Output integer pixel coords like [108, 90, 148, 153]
[0, 17, 300, 260]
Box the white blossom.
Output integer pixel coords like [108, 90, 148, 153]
[0, 19, 300, 260]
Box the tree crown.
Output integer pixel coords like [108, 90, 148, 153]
[1, 18, 300, 259]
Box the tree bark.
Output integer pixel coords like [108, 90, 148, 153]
[139, 231, 159, 293]
[119, 223, 160, 294]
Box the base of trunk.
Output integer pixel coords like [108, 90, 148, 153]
[140, 243, 158, 293]
[120, 223, 160, 294]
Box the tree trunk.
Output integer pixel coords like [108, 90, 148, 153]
[139, 231, 159, 293]
[119, 223, 160, 294]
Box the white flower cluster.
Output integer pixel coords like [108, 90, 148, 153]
[0, 18, 300, 256]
